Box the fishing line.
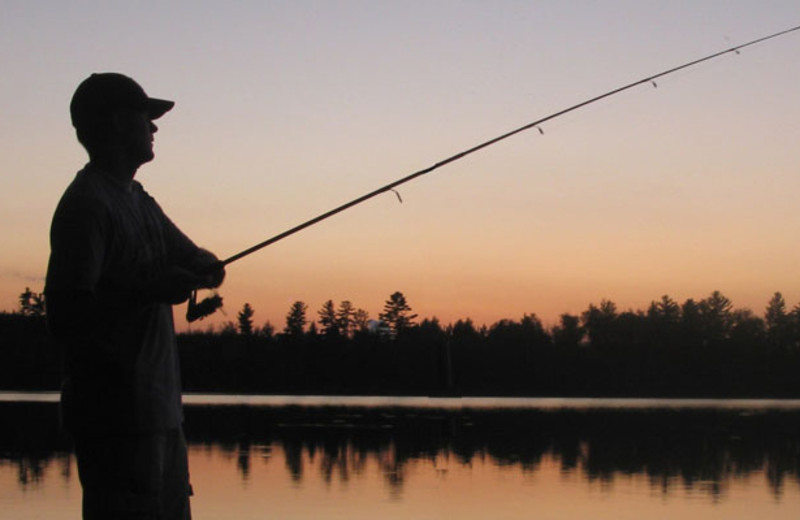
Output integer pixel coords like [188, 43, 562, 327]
[187, 24, 800, 321]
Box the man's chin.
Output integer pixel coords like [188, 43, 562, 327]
[137, 151, 155, 166]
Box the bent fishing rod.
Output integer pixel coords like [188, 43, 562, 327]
[186, 24, 800, 322]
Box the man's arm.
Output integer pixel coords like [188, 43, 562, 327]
[45, 195, 107, 337]
[156, 203, 225, 292]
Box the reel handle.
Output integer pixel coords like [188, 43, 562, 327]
[186, 291, 224, 322]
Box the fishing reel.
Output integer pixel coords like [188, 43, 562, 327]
[186, 290, 224, 322]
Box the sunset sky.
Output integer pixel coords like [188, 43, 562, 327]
[3, 1, 800, 332]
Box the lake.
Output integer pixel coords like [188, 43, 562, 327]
[2, 393, 800, 519]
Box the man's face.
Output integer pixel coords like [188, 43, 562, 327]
[116, 109, 157, 166]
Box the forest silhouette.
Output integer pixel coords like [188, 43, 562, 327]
[4, 288, 800, 397]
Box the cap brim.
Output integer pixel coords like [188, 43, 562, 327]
[147, 98, 174, 120]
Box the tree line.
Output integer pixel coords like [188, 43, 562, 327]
[4, 287, 800, 397]
[220, 291, 416, 338]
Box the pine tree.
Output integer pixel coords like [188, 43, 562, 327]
[699, 290, 733, 342]
[284, 301, 308, 336]
[317, 300, 339, 336]
[765, 292, 791, 349]
[237, 303, 255, 335]
[379, 291, 417, 335]
[336, 300, 355, 338]
[353, 308, 370, 334]
[765, 292, 788, 331]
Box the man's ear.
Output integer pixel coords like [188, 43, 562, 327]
[109, 110, 128, 134]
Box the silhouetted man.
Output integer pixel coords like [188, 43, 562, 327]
[45, 72, 225, 520]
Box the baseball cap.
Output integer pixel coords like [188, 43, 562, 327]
[70, 73, 174, 130]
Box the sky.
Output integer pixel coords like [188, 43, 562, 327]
[3, 1, 800, 332]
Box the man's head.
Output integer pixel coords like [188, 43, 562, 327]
[70, 73, 174, 164]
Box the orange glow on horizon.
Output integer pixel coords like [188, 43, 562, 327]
[3, 3, 800, 336]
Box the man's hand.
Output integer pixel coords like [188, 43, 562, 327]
[189, 248, 226, 289]
[143, 249, 226, 305]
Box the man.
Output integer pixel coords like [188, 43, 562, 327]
[45, 72, 225, 519]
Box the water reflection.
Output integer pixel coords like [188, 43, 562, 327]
[2, 400, 800, 503]
[181, 403, 800, 500]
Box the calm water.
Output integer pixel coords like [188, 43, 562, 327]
[2, 393, 800, 519]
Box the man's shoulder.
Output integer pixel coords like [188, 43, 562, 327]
[54, 167, 116, 221]
[61, 166, 119, 203]
[130, 180, 164, 214]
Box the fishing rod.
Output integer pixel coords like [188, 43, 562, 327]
[186, 24, 800, 322]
